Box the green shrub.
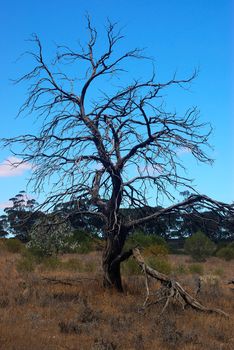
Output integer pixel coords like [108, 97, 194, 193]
[125, 230, 168, 250]
[41, 256, 61, 270]
[61, 258, 95, 272]
[25, 246, 46, 261]
[75, 241, 93, 254]
[146, 256, 172, 275]
[216, 244, 234, 261]
[66, 229, 97, 254]
[175, 264, 188, 274]
[189, 263, 204, 275]
[18, 249, 62, 272]
[167, 239, 185, 254]
[20, 247, 48, 268]
[17, 248, 43, 273]
[121, 258, 142, 275]
[213, 267, 224, 276]
[4, 238, 25, 253]
[151, 235, 168, 247]
[16, 256, 35, 273]
[61, 258, 83, 271]
[184, 231, 216, 261]
[216, 241, 229, 251]
[144, 244, 169, 257]
[28, 214, 73, 256]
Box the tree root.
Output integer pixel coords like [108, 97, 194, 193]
[132, 248, 228, 318]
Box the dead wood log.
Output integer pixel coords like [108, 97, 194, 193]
[132, 248, 228, 318]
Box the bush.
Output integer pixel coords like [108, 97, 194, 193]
[4, 238, 25, 253]
[75, 241, 93, 254]
[65, 229, 98, 254]
[144, 244, 169, 257]
[175, 264, 188, 274]
[28, 214, 73, 256]
[61, 258, 83, 271]
[16, 256, 35, 273]
[216, 243, 234, 261]
[213, 267, 224, 276]
[189, 264, 204, 275]
[17, 253, 60, 273]
[25, 246, 46, 261]
[167, 239, 185, 255]
[146, 256, 172, 275]
[125, 230, 168, 250]
[184, 231, 216, 261]
[41, 256, 61, 270]
[18, 248, 54, 272]
[216, 241, 229, 250]
[121, 258, 141, 275]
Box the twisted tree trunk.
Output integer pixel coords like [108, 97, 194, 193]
[102, 225, 130, 292]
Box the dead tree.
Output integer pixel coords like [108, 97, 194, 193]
[133, 248, 228, 317]
[3, 17, 233, 292]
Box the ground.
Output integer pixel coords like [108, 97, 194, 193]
[0, 247, 233, 350]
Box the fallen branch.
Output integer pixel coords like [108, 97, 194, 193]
[132, 248, 228, 318]
[42, 276, 98, 286]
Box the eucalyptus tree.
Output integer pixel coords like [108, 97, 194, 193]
[3, 18, 233, 291]
[0, 191, 41, 241]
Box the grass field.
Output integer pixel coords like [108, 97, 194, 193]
[0, 248, 233, 350]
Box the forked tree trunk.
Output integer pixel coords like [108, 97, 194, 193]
[102, 226, 129, 292]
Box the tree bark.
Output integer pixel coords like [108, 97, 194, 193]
[103, 256, 123, 292]
[102, 225, 130, 292]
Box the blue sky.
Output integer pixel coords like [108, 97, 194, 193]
[0, 0, 233, 210]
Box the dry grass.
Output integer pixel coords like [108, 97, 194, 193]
[0, 249, 233, 350]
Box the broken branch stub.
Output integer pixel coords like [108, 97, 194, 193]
[132, 248, 228, 318]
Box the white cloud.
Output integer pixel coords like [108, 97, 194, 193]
[176, 147, 192, 156]
[0, 156, 32, 177]
[0, 201, 12, 209]
[139, 164, 164, 176]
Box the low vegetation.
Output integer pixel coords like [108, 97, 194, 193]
[216, 242, 234, 261]
[184, 231, 216, 261]
[188, 263, 204, 275]
[124, 231, 168, 250]
[3, 238, 25, 254]
[0, 238, 233, 349]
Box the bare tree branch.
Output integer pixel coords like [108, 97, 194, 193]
[2, 17, 232, 292]
[126, 195, 234, 228]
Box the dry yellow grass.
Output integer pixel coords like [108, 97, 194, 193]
[0, 250, 233, 350]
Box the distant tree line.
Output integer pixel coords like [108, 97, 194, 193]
[0, 191, 44, 242]
[0, 191, 233, 243]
